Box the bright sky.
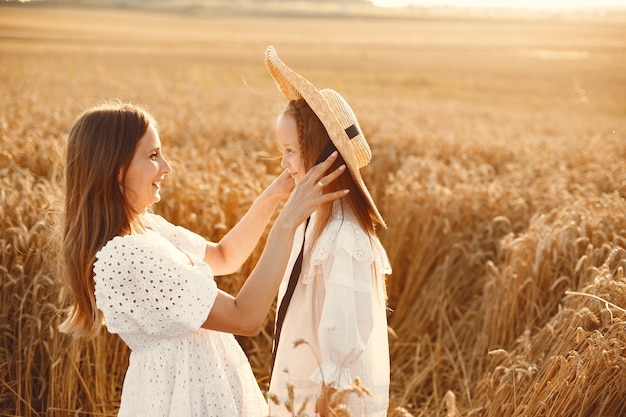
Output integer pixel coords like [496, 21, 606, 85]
[370, 0, 626, 8]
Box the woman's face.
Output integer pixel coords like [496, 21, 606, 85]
[277, 113, 306, 183]
[123, 125, 172, 213]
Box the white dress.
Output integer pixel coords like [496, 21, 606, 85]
[93, 213, 267, 417]
[268, 201, 391, 417]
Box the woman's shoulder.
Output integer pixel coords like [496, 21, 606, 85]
[94, 214, 178, 257]
[95, 231, 168, 267]
[98, 232, 151, 253]
[143, 212, 168, 226]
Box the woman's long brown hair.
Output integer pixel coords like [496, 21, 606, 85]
[282, 99, 378, 245]
[59, 102, 154, 338]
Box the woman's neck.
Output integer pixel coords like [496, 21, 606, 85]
[128, 212, 149, 235]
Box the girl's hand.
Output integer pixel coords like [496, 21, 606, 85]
[276, 151, 348, 228]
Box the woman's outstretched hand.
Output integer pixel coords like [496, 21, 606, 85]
[277, 151, 348, 228]
[263, 169, 295, 202]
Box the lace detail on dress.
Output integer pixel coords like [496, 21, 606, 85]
[301, 203, 377, 284]
[372, 237, 392, 276]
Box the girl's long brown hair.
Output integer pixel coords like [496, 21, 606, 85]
[59, 102, 154, 338]
[283, 99, 378, 245]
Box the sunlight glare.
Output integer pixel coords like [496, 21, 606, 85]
[370, 0, 626, 9]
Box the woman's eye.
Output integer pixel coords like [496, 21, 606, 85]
[150, 153, 158, 160]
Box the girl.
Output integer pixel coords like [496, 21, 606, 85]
[266, 46, 392, 417]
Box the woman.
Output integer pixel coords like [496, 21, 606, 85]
[58, 101, 348, 416]
[265, 46, 391, 416]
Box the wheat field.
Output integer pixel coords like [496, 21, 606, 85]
[1, 3, 626, 416]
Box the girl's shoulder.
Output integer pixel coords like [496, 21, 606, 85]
[318, 202, 391, 272]
[303, 211, 391, 283]
[313, 207, 376, 263]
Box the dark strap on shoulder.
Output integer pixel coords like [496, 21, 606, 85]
[270, 217, 309, 374]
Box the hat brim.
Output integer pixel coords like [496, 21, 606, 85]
[265, 46, 386, 228]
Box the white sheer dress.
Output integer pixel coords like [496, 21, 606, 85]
[269, 201, 391, 417]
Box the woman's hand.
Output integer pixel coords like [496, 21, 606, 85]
[203, 151, 349, 336]
[276, 151, 348, 229]
[262, 169, 295, 202]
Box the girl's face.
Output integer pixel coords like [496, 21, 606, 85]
[277, 113, 305, 183]
[123, 125, 172, 213]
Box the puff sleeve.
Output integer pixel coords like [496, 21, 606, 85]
[93, 234, 217, 339]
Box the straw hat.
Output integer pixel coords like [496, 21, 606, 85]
[265, 45, 386, 228]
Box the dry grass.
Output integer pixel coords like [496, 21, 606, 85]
[1, 4, 626, 416]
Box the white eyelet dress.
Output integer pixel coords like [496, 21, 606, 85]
[93, 213, 267, 417]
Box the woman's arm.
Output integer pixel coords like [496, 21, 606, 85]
[202, 153, 349, 335]
[203, 169, 294, 276]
